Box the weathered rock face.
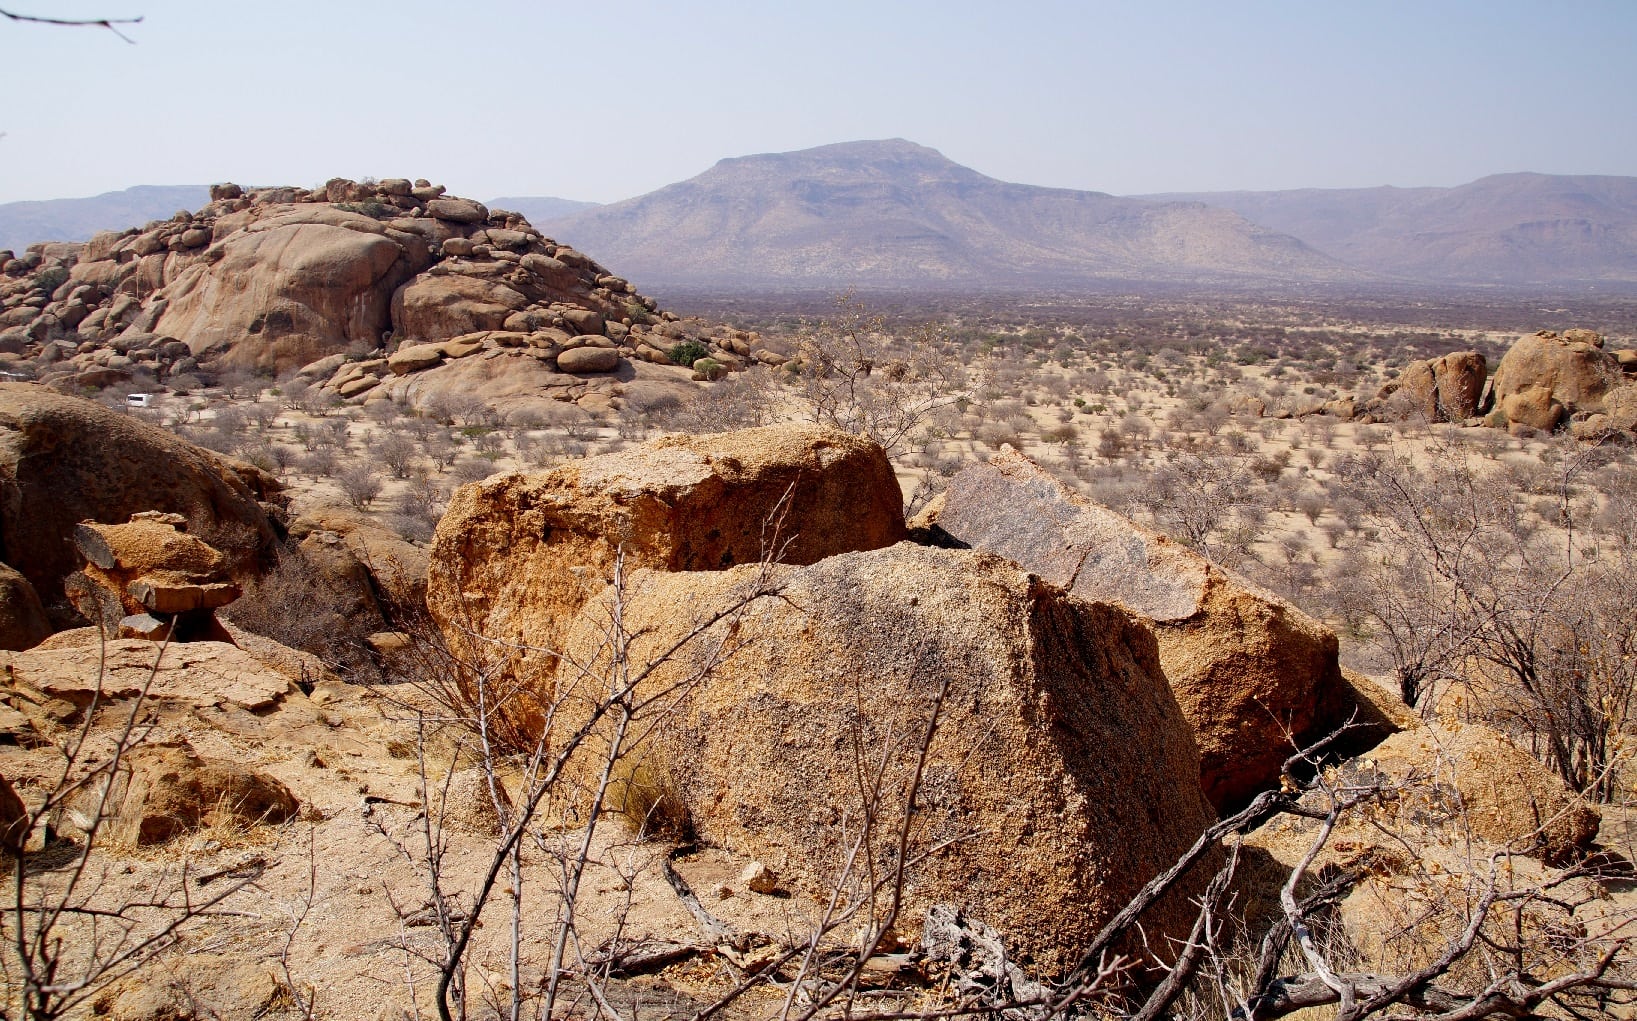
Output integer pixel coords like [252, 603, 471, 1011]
[391, 274, 526, 342]
[1364, 721, 1599, 864]
[1493, 329, 1623, 430]
[1367, 351, 1487, 423]
[427, 424, 907, 666]
[557, 545, 1216, 976]
[91, 739, 298, 846]
[0, 770, 26, 852]
[930, 448, 1350, 811]
[2, 638, 294, 712]
[0, 384, 282, 616]
[155, 207, 422, 371]
[0, 562, 51, 651]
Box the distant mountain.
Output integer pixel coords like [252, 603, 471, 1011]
[541, 140, 1354, 289]
[1145, 174, 1637, 285]
[488, 195, 600, 225]
[0, 185, 209, 254]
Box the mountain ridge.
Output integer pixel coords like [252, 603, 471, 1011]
[1143, 173, 1637, 284]
[540, 139, 1354, 289]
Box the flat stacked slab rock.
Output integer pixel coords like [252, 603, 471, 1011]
[0, 384, 282, 619]
[427, 422, 907, 674]
[927, 447, 1354, 811]
[66, 512, 241, 641]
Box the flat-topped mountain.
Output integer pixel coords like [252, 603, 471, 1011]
[541, 139, 1354, 288]
[1147, 173, 1637, 285]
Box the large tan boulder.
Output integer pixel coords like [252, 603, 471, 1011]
[1600, 384, 1637, 432]
[1370, 351, 1486, 423]
[1243, 726, 1611, 995]
[1364, 721, 1599, 864]
[1501, 386, 1564, 432]
[930, 448, 1350, 811]
[0, 385, 282, 616]
[557, 544, 1216, 976]
[155, 208, 422, 372]
[386, 342, 445, 375]
[427, 424, 907, 669]
[556, 346, 621, 374]
[390, 274, 528, 342]
[90, 739, 298, 846]
[1434, 351, 1488, 420]
[1492, 329, 1622, 428]
[0, 562, 51, 651]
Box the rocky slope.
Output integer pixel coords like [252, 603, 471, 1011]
[0, 391, 1625, 1017]
[541, 139, 1356, 289]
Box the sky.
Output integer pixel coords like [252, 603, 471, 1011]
[1, 0, 1634, 205]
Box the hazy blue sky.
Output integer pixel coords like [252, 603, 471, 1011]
[2, 1, 1633, 204]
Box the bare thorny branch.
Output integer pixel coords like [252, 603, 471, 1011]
[0, 7, 141, 43]
[3, 631, 262, 1021]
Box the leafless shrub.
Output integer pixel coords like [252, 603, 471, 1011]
[793, 294, 971, 459]
[336, 463, 382, 509]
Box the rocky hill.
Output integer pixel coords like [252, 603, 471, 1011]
[0, 185, 210, 254]
[0, 178, 780, 422]
[1147, 173, 1637, 285]
[540, 139, 1356, 289]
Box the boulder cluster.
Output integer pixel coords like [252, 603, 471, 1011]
[0, 380, 1611, 989]
[0, 178, 788, 418]
[1488, 328, 1637, 437]
[1358, 328, 1637, 437]
[425, 426, 1605, 974]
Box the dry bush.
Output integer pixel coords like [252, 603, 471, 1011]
[222, 545, 386, 682]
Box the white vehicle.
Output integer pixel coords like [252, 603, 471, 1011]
[126, 393, 153, 409]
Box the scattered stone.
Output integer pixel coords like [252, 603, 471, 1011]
[739, 861, 778, 895]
